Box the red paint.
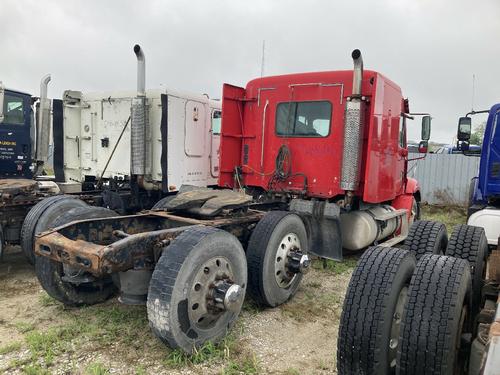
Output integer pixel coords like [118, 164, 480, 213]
[219, 69, 417, 207]
[405, 177, 419, 195]
[391, 194, 415, 222]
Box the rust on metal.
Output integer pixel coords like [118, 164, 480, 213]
[35, 210, 265, 276]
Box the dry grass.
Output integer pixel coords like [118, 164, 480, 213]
[420, 204, 467, 233]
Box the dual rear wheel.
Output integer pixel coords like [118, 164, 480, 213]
[338, 221, 487, 375]
[148, 211, 310, 352]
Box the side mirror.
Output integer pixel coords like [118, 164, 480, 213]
[457, 117, 471, 141]
[418, 140, 429, 153]
[0, 82, 4, 123]
[421, 116, 431, 141]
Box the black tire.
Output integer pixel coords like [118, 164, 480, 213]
[246, 211, 307, 307]
[152, 195, 176, 210]
[445, 224, 487, 318]
[403, 220, 448, 260]
[397, 254, 472, 375]
[21, 195, 87, 264]
[337, 246, 416, 375]
[147, 226, 247, 353]
[35, 206, 118, 306]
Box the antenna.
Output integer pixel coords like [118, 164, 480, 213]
[471, 73, 475, 112]
[260, 40, 266, 78]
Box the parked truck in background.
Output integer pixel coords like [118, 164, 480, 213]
[0, 77, 61, 259]
[458, 106, 500, 236]
[1, 44, 222, 263]
[336, 107, 500, 374]
[32, 49, 432, 353]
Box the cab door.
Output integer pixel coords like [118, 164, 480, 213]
[0, 91, 32, 178]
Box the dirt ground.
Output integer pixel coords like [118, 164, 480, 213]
[0, 205, 466, 375]
[0, 246, 355, 375]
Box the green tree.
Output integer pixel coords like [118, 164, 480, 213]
[470, 121, 485, 145]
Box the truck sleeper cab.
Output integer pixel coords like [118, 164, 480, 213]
[33, 49, 430, 353]
[59, 88, 221, 194]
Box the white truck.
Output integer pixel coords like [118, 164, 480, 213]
[3, 45, 222, 264]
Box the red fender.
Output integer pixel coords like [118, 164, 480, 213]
[391, 178, 421, 222]
[405, 177, 420, 196]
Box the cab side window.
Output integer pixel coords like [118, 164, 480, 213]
[276, 101, 331, 137]
[212, 110, 221, 135]
[3, 94, 25, 125]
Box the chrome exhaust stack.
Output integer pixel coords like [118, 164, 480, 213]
[35, 74, 52, 174]
[131, 44, 147, 178]
[340, 49, 366, 202]
[351, 49, 363, 96]
[134, 44, 146, 97]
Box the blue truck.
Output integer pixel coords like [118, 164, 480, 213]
[458, 105, 500, 245]
[0, 77, 59, 258]
[0, 85, 35, 178]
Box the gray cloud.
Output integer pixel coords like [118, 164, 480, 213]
[1, 0, 499, 142]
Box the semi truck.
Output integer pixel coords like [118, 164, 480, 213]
[336, 107, 500, 374]
[33, 49, 432, 353]
[1, 45, 222, 262]
[0, 77, 61, 259]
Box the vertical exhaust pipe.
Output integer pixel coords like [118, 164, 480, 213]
[351, 49, 363, 96]
[340, 49, 366, 201]
[36, 74, 51, 173]
[131, 44, 147, 177]
[134, 44, 146, 97]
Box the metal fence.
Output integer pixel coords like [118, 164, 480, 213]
[407, 153, 480, 206]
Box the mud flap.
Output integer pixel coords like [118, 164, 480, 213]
[289, 199, 342, 261]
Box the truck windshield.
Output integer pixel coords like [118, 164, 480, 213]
[276, 101, 331, 137]
[2, 94, 25, 125]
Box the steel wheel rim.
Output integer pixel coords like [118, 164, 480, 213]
[188, 256, 236, 330]
[388, 286, 408, 371]
[274, 232, 301, 289]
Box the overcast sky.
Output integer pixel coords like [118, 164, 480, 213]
[1, 0, 499, 143]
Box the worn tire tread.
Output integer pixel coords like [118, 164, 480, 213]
[445, 224, 487, 316]
[337, 246, 415, 375]
[403, 220, 448, 260]
[148, 226, 225, 350]
[397, 254, 471, 375]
